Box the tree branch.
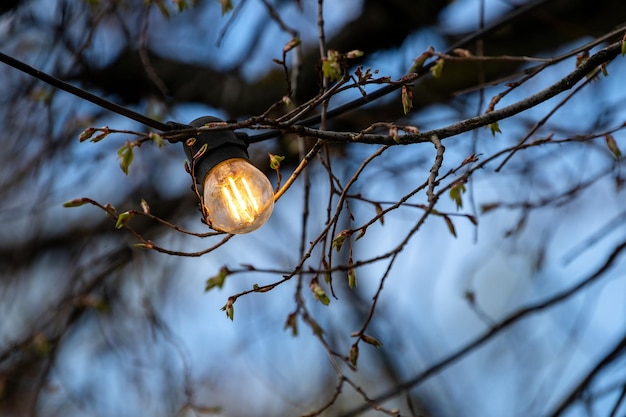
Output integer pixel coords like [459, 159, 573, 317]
[276, 40, 623, 146]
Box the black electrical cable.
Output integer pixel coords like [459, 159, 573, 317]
[0, 51, 172, 131]
[0, 0, 549, 138]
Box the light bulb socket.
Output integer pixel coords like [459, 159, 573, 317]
[182, 116, 250, 191]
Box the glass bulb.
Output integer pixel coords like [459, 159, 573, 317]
[202, 158, 274, 234]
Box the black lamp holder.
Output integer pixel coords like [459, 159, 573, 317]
[172, 116, 249, 191]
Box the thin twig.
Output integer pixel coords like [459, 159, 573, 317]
[427, 135, 444, 204]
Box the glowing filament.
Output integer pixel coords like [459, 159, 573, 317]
[223, 176, 258, 223]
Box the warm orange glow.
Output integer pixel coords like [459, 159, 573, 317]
[202, 159, 274, 234]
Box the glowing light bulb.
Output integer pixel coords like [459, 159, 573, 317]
[202, 158, 274, 234]
[179, 116, 275, 234]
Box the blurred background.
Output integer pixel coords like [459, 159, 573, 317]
[1, 0, 626, 416]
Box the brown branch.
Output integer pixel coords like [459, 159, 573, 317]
[426, 135, 444, 204]
[495, 67, 600, 171]
[301, 376, 346, 417]
[274, 40, 623, 146]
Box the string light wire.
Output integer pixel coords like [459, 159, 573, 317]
[0, 52, 172, 131]
[0, 0, 549, 139]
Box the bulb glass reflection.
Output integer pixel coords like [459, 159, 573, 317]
[202, 158, 274, 234]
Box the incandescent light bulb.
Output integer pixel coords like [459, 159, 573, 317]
[202, 158, 274, 234]
[181, 116, 275, 234]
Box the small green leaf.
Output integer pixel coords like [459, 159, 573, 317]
[133, 242, 154, 249]
[150, 132, 165, 148]
[332, 230, 351, 252]
[252, 283, 271, 293]
[322, 259, 331, 283]
[401, 85, 413, 115]
[283, 37, 301, 53]
[322, 60, 341, 81]
[605, 133, 622, 160]
[91, 127, 110, 143]
[310, 278, 330, 306]
[322, 50, 342, 82]
[361, 334, 383, 348]
[205, 266, 230, 292]
[449, 182, 466, 210]
[349, 343, 359, 367]
[430, 59, 445, 78]
[140, 199, 150, 214]
[347, 254, 357, 289]
[220, 297, 235, 321]
[489, 121, 502, 136]
[600, 63, 609, 77]
[117, 143, 135, 175]
[115, 211, 133, 229]
[78, 128, 96, 142]
[374, 202, 385, 225]
[348, 268, 357, 289]
[268, 153, 285, 170]
[409, 47, 434, 73]
[284, 312, 298, 336]
[63, 198, 88, 208]
[103, 203, 117, 216]
[225, 305, 234, 320]
[314, 288, 330, 306]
